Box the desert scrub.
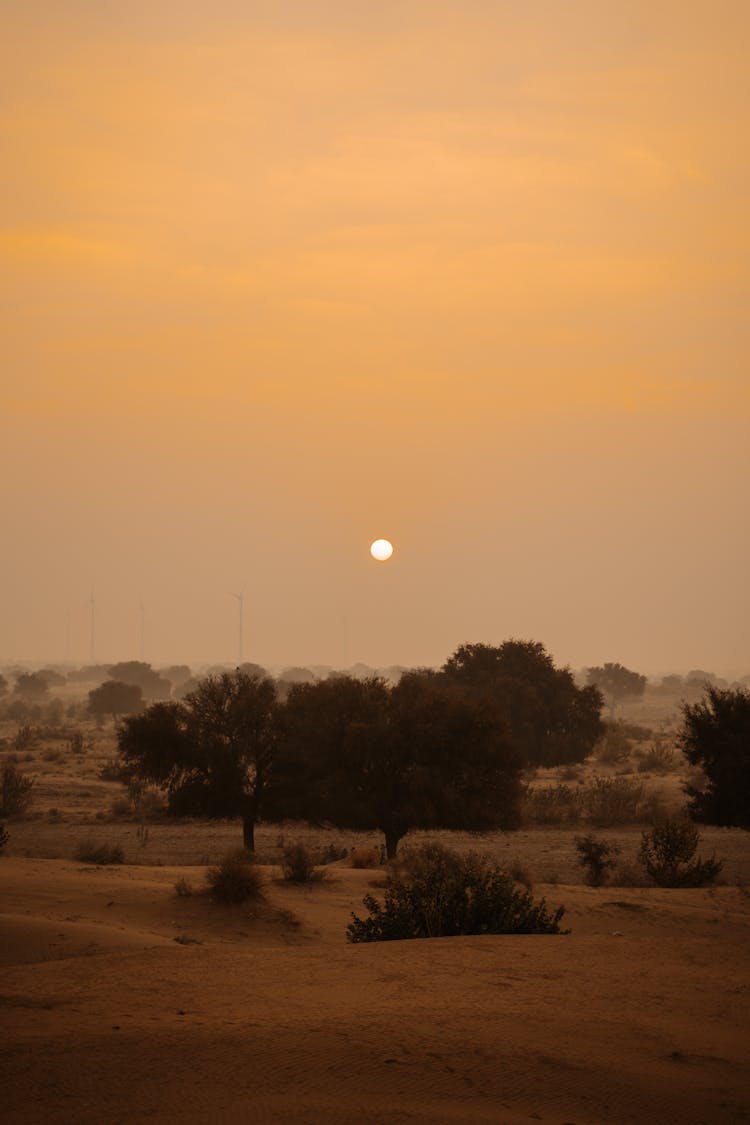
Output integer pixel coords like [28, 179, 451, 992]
[0, 763, 35, 817]
[350, 845, 383, 868]
[582, 776, 643, 826]
[207, 850, 264, 903]
[521, 783, 582, 826]
[281, 842, 328, 884]
[636, 741, 676, 774]
[74, 839, 125, 865]
[638, 819, 723, 887]
[347, 843, 567, 943]
[575, 834, 621, 886]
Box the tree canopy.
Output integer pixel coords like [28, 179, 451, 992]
[276, 671, 522, 858]
[586, 662, 646, 713]
[679, 685, 750, 830]
[442, 641, 603, 767]
[88, 680, 144, 721]
[117, 670, 278, 849]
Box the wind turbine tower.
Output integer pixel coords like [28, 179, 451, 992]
[89, 591, 96, 664]
[139, 600, 145, 661]
[231, 590, 244, 666]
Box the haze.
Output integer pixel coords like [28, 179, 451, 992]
[1, 1, 748, 675]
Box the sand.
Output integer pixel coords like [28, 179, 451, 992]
[2, 857, 749, 1124]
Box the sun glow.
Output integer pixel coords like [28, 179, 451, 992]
[370, 538, 394, 562]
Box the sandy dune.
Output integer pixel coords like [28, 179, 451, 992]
[2, 858, 749, 1123]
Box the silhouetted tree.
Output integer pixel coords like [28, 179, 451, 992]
[680, 685, 750, 829]
[586, 662, 646, 715]
[108, 661, 172, 700]
[88, 680, 144, 722]
[276, 671, 522, 858]
[13, 672, 49, 699]
[443, 641, 603, 767]
[117, 670, 278, 850]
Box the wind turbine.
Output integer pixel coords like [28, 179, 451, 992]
[139, 599, 145, 661]
[89, 590, 96, 664]
[230, 589, 245, 666]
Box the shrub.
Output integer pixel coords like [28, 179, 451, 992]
[582, 776, 643, 825]
[679, 686, 750, 828]
[522, 783, 582, 826]
[174, 877, 193, 896]
[595, 722, 631, 765]
[42, 747, 61, 763]
[207, 850, 264, 903]
[74, 839, 125, 865]
[575, 834, 621, 886]
[638, 820, 723, 887]
[13, 725, 36, 751]
[350, 845, 383, 868]
[281, 842, 328, 884]
[636, 740, 676, 774]
[68, 732, 86, 755]
[110, 797, 131, 818]
[1, 763, 35, 817]
[0, 824, 8, 852]
[347, 843, 567, 943]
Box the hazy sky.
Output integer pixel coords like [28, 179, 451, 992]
[2, 1, 748, 674]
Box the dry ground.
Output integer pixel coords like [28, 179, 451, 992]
[2, 707, 749, 1122]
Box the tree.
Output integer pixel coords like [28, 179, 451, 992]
[117, 670, 278, 850]
[88, 680, 144, 722]
[638, 819, 723, 886]
[13, 672, 49, 699]
[276, 671, 522, 858]
[679, 685, 750, 829]
[108, 661, 172, 700]
[443, 641, 604, 767]
[586, 662, 646, 715]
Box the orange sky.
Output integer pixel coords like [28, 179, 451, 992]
[1, 2, 748, 674]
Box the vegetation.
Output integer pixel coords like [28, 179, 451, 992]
[0, 763, 35, 817]
[277, 670, 522, 858]
[638, 820, 723, 887]
[586, 663, 646, 714]
[679, 686, 750, 829]
[117, 670, 278, 850]
[347, 844, 567, 942]
[74, 839, 125, 865]
[0, 823, 8, 852]
[207, 849, 264, 903]
[442, 641, 604, 766]
[280, 842, 328, 884]
[575, 834, 620, 886]
[88, 680, 144, 722]
[108, 661, 172, 700]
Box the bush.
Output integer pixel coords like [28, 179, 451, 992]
[638, 820, 723, 887]
[595, 723, 631, 765]
[281, 842, 328, 884]
[207, 850, 264, 903]
[680, 686, 750, 828]
[575, 834, 621, 886]
[522, 784, 582, 826]
[74, 840, 125, 865]
[1, 763, 35, 817]
[347, 843, 567, 942]
[636, 740, 676, 774]
[13, 725, 36, 751]
[174, 877, 193, 896]
[350, 845, 383, 868]
[0, 824, 8, 852]
[582, 776, 643, 825]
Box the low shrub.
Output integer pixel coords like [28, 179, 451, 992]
[13, 725, 36, 751]
[110, 797, 131, 818]
[1, 763, 35, 817]
[636, 741, 676, 774]
[522, 783, 581, 826]
[174, 877, 193, 896]
[575, 834, 621, 886]
[68, 732, 86, 755]
[42, 747, 61, 763]
[207, 850, 264, 903]
[74, 839, 125, 865]
[350, 845, 383, 868]
[582, 776, 644, 825]
[638, 820, 723, 887]
[594, 723, 631, 765]
[347, 843, 567, 943]
[608, 859, 651, 888]
[281, 842, 328, 884]
[0, 824, 8, 852]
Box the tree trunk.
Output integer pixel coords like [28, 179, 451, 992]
[242, 815, 255, 852]
[384, 827, 402, 861]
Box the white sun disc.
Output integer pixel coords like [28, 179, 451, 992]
[370, 538, 394, 562]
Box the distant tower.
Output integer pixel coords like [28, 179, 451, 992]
[139, 600, 145, 661]
[231, 590, 244, 666]
[65, 608, 71, 663]
[89, 591, 96, 663]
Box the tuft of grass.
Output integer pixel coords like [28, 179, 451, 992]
[281, 842, 328, 884]
[207, 850, 264, 903]
[74, 839, 125, 865]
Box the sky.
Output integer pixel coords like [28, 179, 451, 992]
[1, 1, 748, 676]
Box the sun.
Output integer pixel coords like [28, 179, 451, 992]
[370, 538, 394, 562]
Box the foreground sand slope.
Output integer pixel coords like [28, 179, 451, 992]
[2, 859, 749, 1124]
